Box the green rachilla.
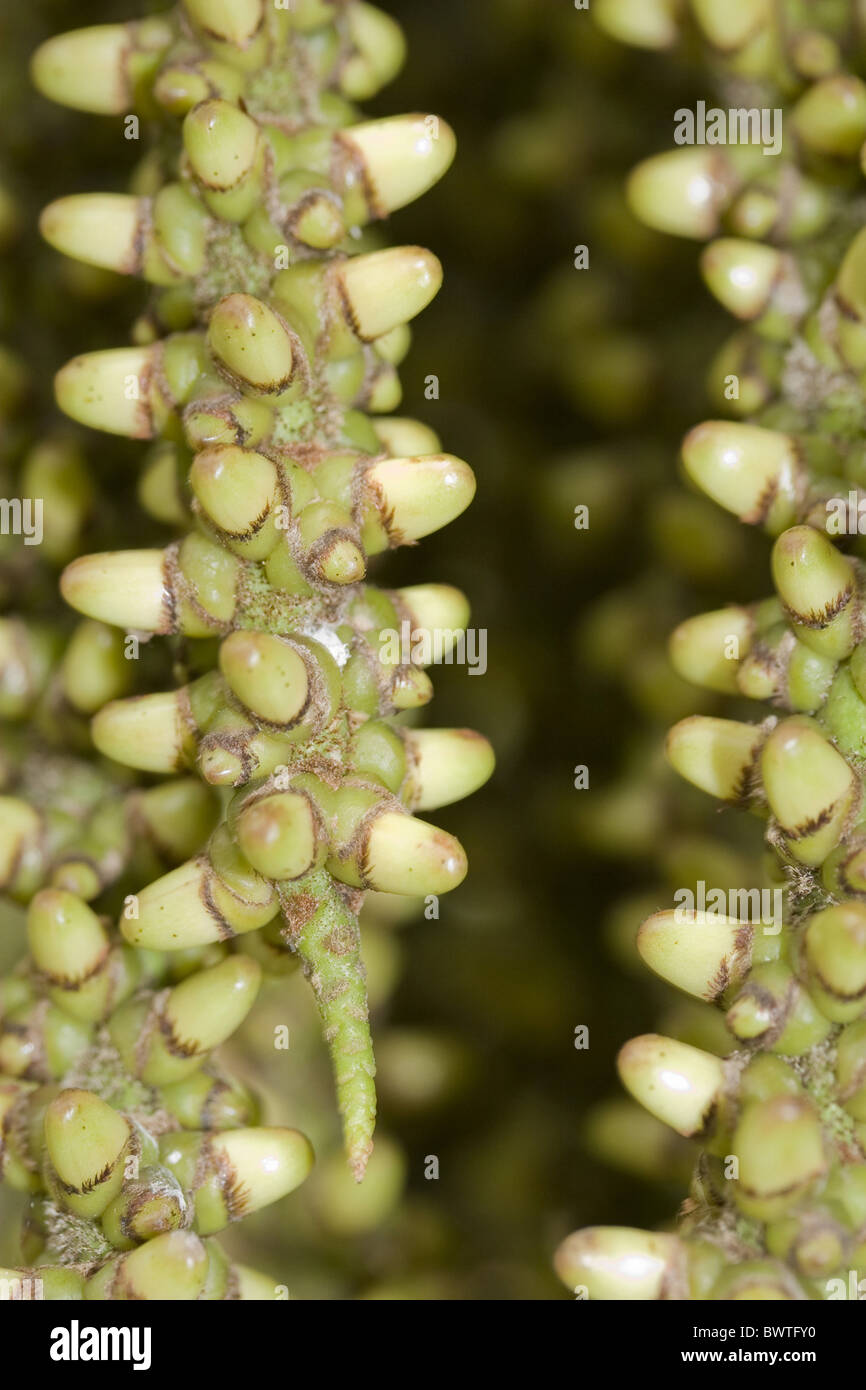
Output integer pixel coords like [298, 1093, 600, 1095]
[0, 0, 491, 1298]
[557, 1, 866, 1300]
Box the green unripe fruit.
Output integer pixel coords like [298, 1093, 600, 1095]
[803, 902, 866, 1022]
[235, 791, 320, 880]
[84, 1231, 210, 1301]
[159, 1125, 314, 1234]
[761, 717, 857, 867]
[183, 0, 264, 47]
[218, 630, 309, 724]
[732, 1097, 828, 1222]
[101, 1166, 188, 1250]
[208, 294, 295, 394]
[617, 1034, 725, 1139]
[44, 1089, 130, 1220]
[554, 1227, 683, 1300]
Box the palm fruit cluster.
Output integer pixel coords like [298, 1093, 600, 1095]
[1, 0, 604, 1302]
[555, 0, 866, 1300]
[0, 0, 493, 1299]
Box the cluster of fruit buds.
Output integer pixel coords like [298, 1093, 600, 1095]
[0, 892, 312, 1297]
[557, 0, 866, 1300]
[595, 0, 862, 84]
[0, 0, 492, 1297]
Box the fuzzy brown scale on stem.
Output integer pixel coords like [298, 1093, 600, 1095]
[332, 131, 382, 220]
[156, 1009, 202, 1061]
[59, 1159, 116, 1199]
[197, 497, 272, 544]
[213, 1149, 251, 1222]
[133, 991, 168, 1077]
[198, 864, 238, 942]
[39, 943, 111, 991]
[729, 741, 767, 805]
[786, 805, 838, 841]
[780, 586, 854, 629]
[197, 729, 256, 784]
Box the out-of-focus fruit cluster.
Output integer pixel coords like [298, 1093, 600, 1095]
[558, 0, 866, 1301]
